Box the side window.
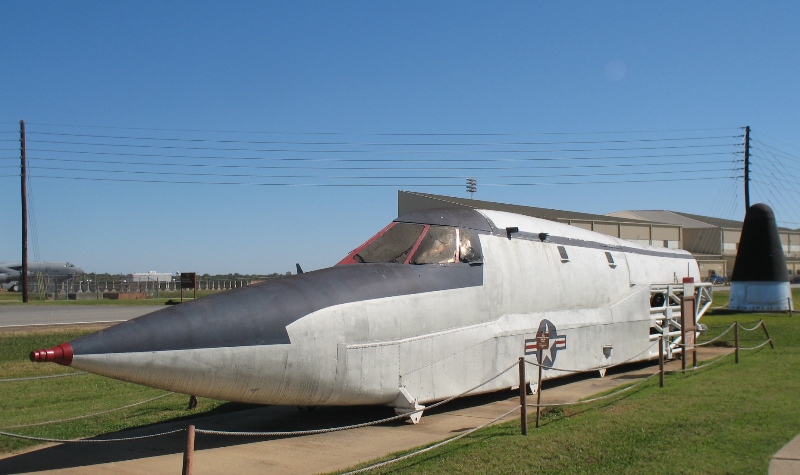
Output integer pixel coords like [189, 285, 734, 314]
[458, 229, 482, 264]
[409, 227, 484, 265]
[558, 246, 569, 262]
[410, 227, 458, 264]
[605, 251, 617, 268]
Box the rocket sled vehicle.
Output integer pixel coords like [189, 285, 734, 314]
[32, 208, 710, 419]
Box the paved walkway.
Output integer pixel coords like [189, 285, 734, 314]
[770, 434, 800, 475]
[0, 349, 735, 475]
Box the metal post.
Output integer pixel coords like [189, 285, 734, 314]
[182, 425, 195, 475]
[734, 322, 739, 364]
[659, 335, 664, 388]
[535, 357, 543, 428]
[761, 321, 775, 349]
[518, 357, 527, 436]
[535, 334, 546, 429]
[681, 340, 686, 373]
[789, 298, 793, 317]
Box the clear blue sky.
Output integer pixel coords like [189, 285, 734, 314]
[2, 2, 799, 275]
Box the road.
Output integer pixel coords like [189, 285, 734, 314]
[0, 305, 161, 328]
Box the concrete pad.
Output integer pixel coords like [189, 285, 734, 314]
[0, 348, 736, 475]
[770, 434, 800, 475]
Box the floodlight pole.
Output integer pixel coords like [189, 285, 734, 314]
[20, 120, 29, 303]
[466, 178, 476, 199]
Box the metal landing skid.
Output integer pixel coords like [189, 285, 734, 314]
[394, 387, 425, 424]
[650, 282, 713, 360]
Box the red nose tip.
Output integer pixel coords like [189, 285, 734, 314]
[30, 343, 73, 366]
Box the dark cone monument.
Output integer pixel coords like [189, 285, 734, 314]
[729, 203, 793, 311]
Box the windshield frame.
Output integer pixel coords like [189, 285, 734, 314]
[338, 222, 482, 266]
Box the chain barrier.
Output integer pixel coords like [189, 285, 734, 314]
[694, 323, 736, 347]
[664, 351, 732, 373]
[196, 360, 520, 438]
[527, 371, 659, 408]
[738, 339, 773, 351]
[338, 405, 522, 475]
[1, 393, 174, 429]
[738, 320, 765, 332]
[0, 428, 185, 444]
[0, 371, 87, 382]
[524, 340, 657, 374]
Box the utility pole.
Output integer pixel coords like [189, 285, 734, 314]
[744, 125, 750, 210]
[20, 120, 29, 303]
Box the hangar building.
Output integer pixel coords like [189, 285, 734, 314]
[607, 210, 800, 280]
[397, 191, 800, 282]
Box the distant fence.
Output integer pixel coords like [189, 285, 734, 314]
[18, 277, 256, 299]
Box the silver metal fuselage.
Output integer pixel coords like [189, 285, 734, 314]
[67, 210, 701, 408]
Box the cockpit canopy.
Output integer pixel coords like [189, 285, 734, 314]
[338, 222, 483, 266]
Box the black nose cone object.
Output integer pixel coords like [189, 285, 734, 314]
[729, 203, 792, 311]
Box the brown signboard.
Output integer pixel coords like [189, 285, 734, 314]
[180, 272, 197, 290]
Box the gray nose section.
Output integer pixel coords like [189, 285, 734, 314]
[66, 263, 483, 356]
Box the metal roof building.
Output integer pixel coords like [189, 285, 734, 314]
[399, 191, 800, 282]
[608, 209, 800, 280]
[398, 191, 683, 249]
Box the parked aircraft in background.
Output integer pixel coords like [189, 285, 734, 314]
[0, 262, 86, 291]
[32, 208, 710, 422]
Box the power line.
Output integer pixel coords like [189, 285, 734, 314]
[750, 144, 800, 228]
[23, 122, 746, 136]
[26, 155, 735, 171]
[757, 153, 800, 173]
[28, 173, 737, 187]
[28, 164, 735, 180]
[27, 131, 741, 147]
[29, 139, 740, 155]
[26, 148, 738, 162]
[750, 178, 800, 196]
[751, 139, 800, 163]
[754, 132, 800, 154]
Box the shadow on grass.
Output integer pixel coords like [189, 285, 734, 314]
[706, 308, 794, 317]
